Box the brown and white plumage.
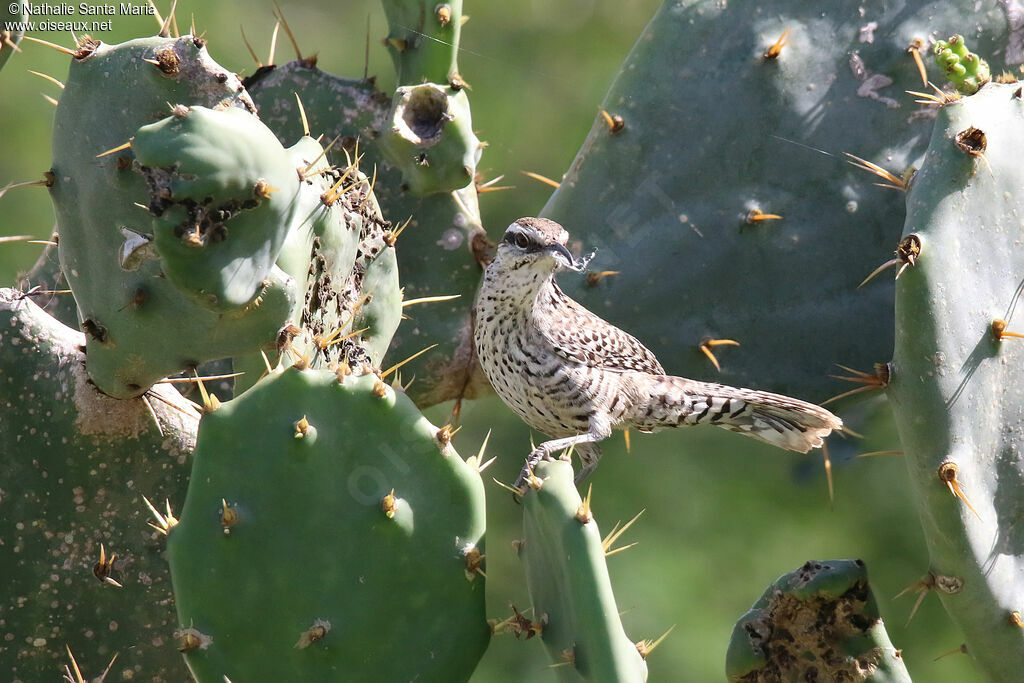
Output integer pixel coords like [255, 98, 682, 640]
[473, 217, 841, 488]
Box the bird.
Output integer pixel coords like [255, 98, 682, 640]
[473, 217, 843, 490]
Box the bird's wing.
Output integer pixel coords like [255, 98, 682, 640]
[539, 284, 666, 374]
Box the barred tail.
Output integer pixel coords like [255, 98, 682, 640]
[632, 375, 842, 453]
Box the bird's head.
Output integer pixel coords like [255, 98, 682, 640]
[494, 217, 592, 274]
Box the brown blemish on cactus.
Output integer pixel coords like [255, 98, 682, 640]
[435, 3, 452, 26]
[858, 233, 922, 288]
[934, 573, 964, 594]
[823, 362, 891, 405]
[393, 84, 452, 145]
[372, 379, 388, 398]
[294, 415, 311, 438]
[81, 318, 108, 343]
[253, 178, 277, 199]
[220, 499, 238, 534]
[92, 543, 122, 588]
[992, 318, 1024, 341]
[463, 545, 485, 580]
[72, 36, 100, 61]
[763, 28, 790, 60]
[295, 619, 331, 649]
[151, 46, 181, 74]
[955, 127, 987, 156]
[1010, 611, 1024, 627]
[938, 461, 981, 519]
[599, 108, 625, 133]
[175, 627, 212, 652]
[489, 605, 543, 639]
[636, 625, 675, 660]
[380, 488, 398, 518]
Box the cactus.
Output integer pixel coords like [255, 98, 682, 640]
[519, 459, 647, 682]
[934, 35, 991, 94]
[726, 559, 910, 682]
[0, 289, 196, 679]
[50, 36, 296, 399]
[539, 0, 1009, 405]
[166, 368, 489, 682]
[0, 1, 26, 72]
[246, 0, 490, 408]
[887, 80, 1024, 681]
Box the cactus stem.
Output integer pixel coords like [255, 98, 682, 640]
[937, 461, 982, 520]
[26, 69, 64, 89]
[266, 21, 280, 65]
[745, 208, 783, 223]
[520, 170, 560, 188]
[96, 140, 133, 158]
[239, 25, 263, 67]
[21, 35, 76, 56]
[908, 39, 928, 86]
[380, 343, 439, 379]
[823, 362, 890, 405]
[763, 28, 790, 61]
[143, 495, 179, 536]
[698, 337, 740, 372]
[599, 108, 625, 133]
[635, 624, 675, 659]
[602, 508, 644, 556]
[844, 152, 906, 191]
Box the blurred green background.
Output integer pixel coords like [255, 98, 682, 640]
[0, 1, 981, 681]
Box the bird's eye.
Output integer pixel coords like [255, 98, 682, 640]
[513, 233, 530, 249]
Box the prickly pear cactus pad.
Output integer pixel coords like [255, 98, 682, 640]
[521, 460, 648, 682]
[541, 0, 1014, 404]
[132, 105, 303, 312]
[0, 1, 27, 72]
[887, 81, 1024, 681]
[726, 560, 909, 682]
[246, 0, 490, 408]
[0, 289, 197, 680]
[50, 36, 295, 398]
[167, 368, 488, 682]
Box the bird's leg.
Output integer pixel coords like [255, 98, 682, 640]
[514, 418, 611, 491]
[573, 443, 602, 485]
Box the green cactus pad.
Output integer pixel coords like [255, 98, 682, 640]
[0, 289, 197, 680]
[381, 0, 464, 85]
[726, 560, 909, 682]
[167, 368, 488, 682]
[933, 35, 991, 95]
[888, 81, 1024, 681]
[132, 105, 303, 312]
[50, 36, 296, 398]
[539, 0, 1010, 406]
[0, 1, 26, 72]
[521, 459, 648, 682]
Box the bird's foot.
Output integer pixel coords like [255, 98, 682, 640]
[512, 446, 554, 495]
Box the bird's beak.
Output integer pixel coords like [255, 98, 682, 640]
[544, 243, 587, 272]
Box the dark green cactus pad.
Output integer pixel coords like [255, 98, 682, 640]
[521, 459, 647, 682]
[50, 36, 296, 398]
[246, 0, 491, 407]
[541, 0, 1013, 405]
[726, 560, 909, 682]
[167, 368, 489, 682]
[133, 105, 304, 312]
[888, 81, 1024, 681]
[0, 289, 197, 680]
